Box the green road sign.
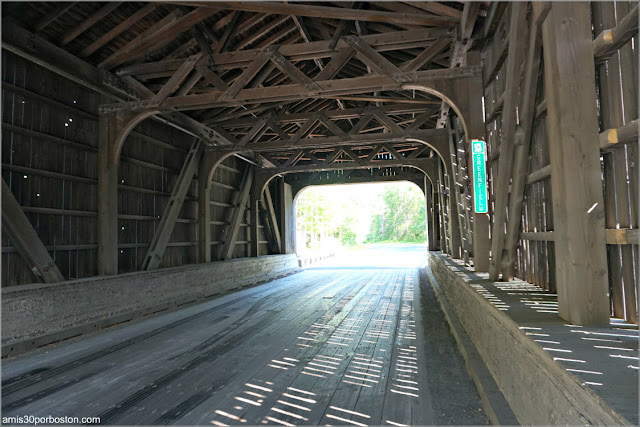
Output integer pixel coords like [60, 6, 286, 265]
[472, 140, 488, 213]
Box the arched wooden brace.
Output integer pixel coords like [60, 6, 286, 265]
[97, 108, 159, 276]
[403, 60, 490, 271]
[197, 151, 237, 263]
[254, 157, 440, 256]
[288, 168, 439, 251]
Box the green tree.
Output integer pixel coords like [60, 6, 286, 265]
[366, 184, 426, 243]
[338, 216, 358, 246]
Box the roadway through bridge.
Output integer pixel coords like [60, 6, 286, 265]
[2, 245, 488, 426]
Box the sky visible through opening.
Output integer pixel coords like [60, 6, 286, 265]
[295, 182, 427, 255]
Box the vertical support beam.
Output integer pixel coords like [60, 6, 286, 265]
[279, 178, 295, 254]
[97, 106, 157, 275]
[249, 182, 261, 257]
[446, 173, 462, 259]
[489, 2, 528, 280]
[198, 151, 220, 263]
[503, 9, 544, 279]
[142, 139, 204, 270]
[463, 52, 490, 272]
[425, 177, 437, 251]
[221, 164, 254, 260]
[432, 188, 441, 251]
[2, 178, 64, 283]
[260, 185, 282, 254]
[541, 2, 609, 325]
[447, 119, 471, 263]
[437, 169, 450, 255]
[97, 112, 119, 276]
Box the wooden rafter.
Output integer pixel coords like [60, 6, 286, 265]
[166, 1, 459, 27]
[60, 2, 122, 46]
[116, 28, 451, 77]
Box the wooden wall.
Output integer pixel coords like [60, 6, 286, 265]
[592, 1, 638, 323]
[480, 2, 638, 322]
[1, 51, 262, 286]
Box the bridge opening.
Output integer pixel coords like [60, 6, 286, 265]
[293, 182, 428, 268]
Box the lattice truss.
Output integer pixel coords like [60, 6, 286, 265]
[4, 1, 490, 168]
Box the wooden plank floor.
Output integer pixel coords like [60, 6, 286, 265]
[2, 253, 488, 425]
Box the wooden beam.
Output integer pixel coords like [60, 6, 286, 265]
[260, 153, 438, 176]
[99, 7, 218, 69]
[260, 185, 282, 254]
[526, 164, 551, 185]
[1, 178, 65, 283]
[79, 3, 158, 58]
[167, 1, 458, 27]
[117, 75, 237, 147]
[2, 19, 136, 101]
[215, 11, 240, 54]
[401, 38, 452, 72]
[244, 128, 448, 153]
[447, 121, 471, 262]
[541, 2, 609, 325]
[269, 51, 322, 92]
[605, 228, 640, 245]
[599, 119, 639, 150]
[488, 2, 527, 281]
[150, 54, 199, 107]
[198, 151, 219, 263]
[109, 66, 481, 112]
[312, 47, 354, 82]
[222, 103, 430, 127]
[60, 2, 122, 46]
[404, 2, 462, 19]
[235, 15, 290, 51]
[219, 47, 275, 101]
[370, 107, 403, 133]
[33, 2, 76, 32]
[593, 4, 638, 62]
[502, 5, 545, 280]
[117, 28, 451, 77]
[483, 38, 508, 88]
[344, 35, 411, 83]
[221, 165, 255, 260]
[142, 139, 204, 270]
[482, 2, 507, 39]
[97, 111, 120, 276]
[433, 2, 478, 130]
[520, 232, 555, 241]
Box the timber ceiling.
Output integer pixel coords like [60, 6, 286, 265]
[3, 1, 497, 169]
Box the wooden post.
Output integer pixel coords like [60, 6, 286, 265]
[447, 120, 470, 262]
[97, 112, 119, 276]
[249, 182, 261, 257]
[279, 178, 295, 254]
[2, 178, 64, 283]
[503, 6, 545, 279]
[541, 1, 609, 325]
[142, 139, 204, 270]
[261, 185, 282, 254]
[463, 51, 490, 272]
[446, 173, 462, 259]
[97, 107, 155, 275]
[432, 188, 441, 251]
[221, 164, 254, 260]
[437, 169, 449, 255]
[425, 177, 437, 251]
[489, 2, 528, 280]
[197, 151, 218, 263]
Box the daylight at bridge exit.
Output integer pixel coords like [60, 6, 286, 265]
[0, 1, 638, 426]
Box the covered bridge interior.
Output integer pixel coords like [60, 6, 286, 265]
[1, 1, 638, 425]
